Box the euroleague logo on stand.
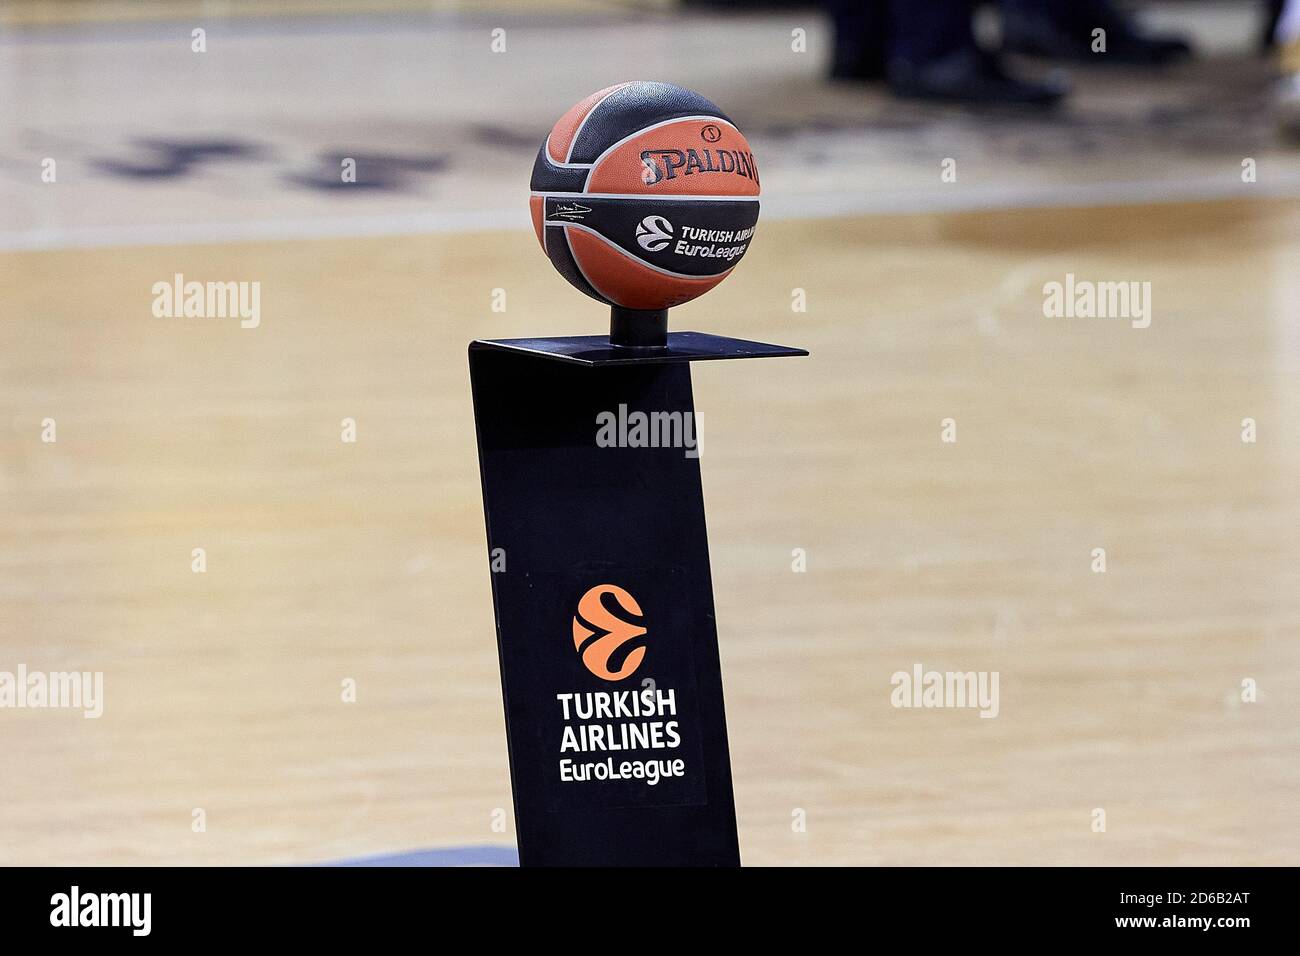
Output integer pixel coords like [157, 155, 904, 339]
[572, 584, 647, 681]
[636, 216, 674, 252]
[529, 80, 761, 311]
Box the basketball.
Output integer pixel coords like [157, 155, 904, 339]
[529, 81, 760, 312]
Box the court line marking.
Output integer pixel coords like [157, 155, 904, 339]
[3, 174, 1299, 251]
[0, 9, 660, 43]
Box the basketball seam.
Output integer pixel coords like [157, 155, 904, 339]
[563, 226, 615, 304]
[563, 82, 633, 164]
[543, 138, 593, 170]
[562, 221, 734, 282]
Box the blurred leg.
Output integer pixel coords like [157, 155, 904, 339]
[1281, 0, 1300, 65]
[1000, 0, 1193, 65]
[884, 0, 1067, 105]
[827, 0, 890, 80]
[886, 0, 974, 67]
[1264, 0, 1287, 52]
[1277, 0, 1300, 138]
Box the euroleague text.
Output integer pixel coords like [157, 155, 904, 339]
[557, 688, 686, 786]
[674, 224, 753, 260]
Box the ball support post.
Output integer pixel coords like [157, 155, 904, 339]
[609, 306, 667, 349]
[468, 308, 805, 866]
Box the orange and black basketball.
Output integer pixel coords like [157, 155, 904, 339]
[529, 81, 760, 311]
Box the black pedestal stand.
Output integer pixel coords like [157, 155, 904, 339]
[468, 306, 805, 866]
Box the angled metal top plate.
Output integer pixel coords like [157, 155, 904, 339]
[469, 331, 808, 367]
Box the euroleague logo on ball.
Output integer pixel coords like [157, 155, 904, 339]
[572, 584, 647, 681]
[635, 215, 674, 252]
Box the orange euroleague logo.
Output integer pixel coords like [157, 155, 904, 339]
[571, 584, 646, 681]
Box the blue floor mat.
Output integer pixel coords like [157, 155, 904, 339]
[327, 845, 519, 867]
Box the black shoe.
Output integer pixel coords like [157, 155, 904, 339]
[888, 48, 1068, 107]
[827, 1, 890, 82]
[830, 53, 887, 83]
[1002, 9, 1192, 66]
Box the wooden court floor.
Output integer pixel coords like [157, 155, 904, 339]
[2, 197, 1297, 865]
